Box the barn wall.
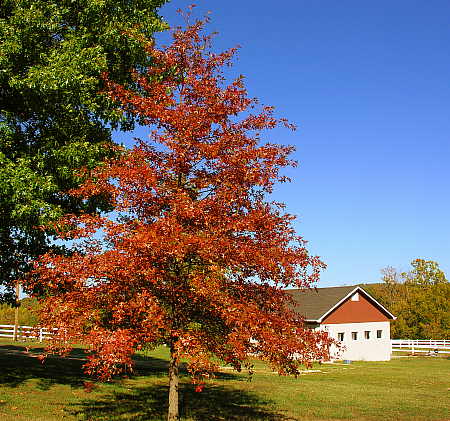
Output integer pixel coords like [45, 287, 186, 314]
[322, 293, 390, 324]
[320, 321, 391, 361]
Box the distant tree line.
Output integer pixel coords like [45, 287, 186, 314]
[364, 259, 450, 340]
[0, 297, 40, 326]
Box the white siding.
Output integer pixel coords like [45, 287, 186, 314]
[319, 321, 391, 361]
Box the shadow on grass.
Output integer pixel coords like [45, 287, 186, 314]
[73, 383, 294, 421]
[0, 345, 169, 391]
[0, 345, 86, 390]
[0, 345, 287, 420]
[0, 344, 243, 389]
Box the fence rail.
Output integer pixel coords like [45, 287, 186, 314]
[2, 326, 449, 353]
[0, 325, 54, 342]
[391, 339, 450, 354]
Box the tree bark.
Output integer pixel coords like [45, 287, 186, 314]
[167, 343, 180, 421]
[13, 281, 20, 341]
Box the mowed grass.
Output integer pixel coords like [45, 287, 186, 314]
[0, 339, 448, 421]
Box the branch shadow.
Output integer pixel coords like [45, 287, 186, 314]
[0, 345, 169, 390]
[1, 345, 293, 420]
[0, 344, 86, 390]
[72, 383, 295, 421]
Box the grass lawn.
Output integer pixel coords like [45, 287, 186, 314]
[0, 339, 448, 421]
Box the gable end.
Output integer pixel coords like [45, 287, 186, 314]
[322, 290, 391, 324]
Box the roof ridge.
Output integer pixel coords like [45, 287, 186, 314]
[286, 285, 358, 292]
[286, 285, 395, 321]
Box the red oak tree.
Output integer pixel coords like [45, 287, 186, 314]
[27, 16, 332, 421]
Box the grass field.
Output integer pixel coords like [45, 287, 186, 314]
[0, 339, 448, 421]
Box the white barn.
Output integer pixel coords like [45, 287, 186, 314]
[288, 286, 396, 361]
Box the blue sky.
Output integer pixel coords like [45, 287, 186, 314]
[116, 0, 450, 286]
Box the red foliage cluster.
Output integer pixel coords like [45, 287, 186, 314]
[26, 16, 332, 383]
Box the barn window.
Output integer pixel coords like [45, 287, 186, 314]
[351, 332, 358, 340]
[364, 331, 370, 339]
[377, 329, 382, 338]
[351, 292, 359, 301]
[338, 332, 344, 341]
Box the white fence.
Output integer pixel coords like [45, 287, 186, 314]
[2, 326, 450, 353]
[391, 339, 450, 354]
[0, 325, 54, 342]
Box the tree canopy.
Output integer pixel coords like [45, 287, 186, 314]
[365, 259, 450, 339]
[0, 0, 167, 302]
[26, 17, 333, 421]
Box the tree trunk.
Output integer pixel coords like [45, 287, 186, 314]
[167, 343, 180, 421]
[13, 281, 20, 341]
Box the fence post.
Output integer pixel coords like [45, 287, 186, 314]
[39, 328, 43, 343]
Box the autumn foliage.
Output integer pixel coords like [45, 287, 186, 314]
[26, 14, 332, 419]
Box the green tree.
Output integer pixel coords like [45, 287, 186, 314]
[0, 0, 167, 302]
[405, 259, 448, 285]
[366, 259, 450, 339]
[0, 297, 40, 326]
